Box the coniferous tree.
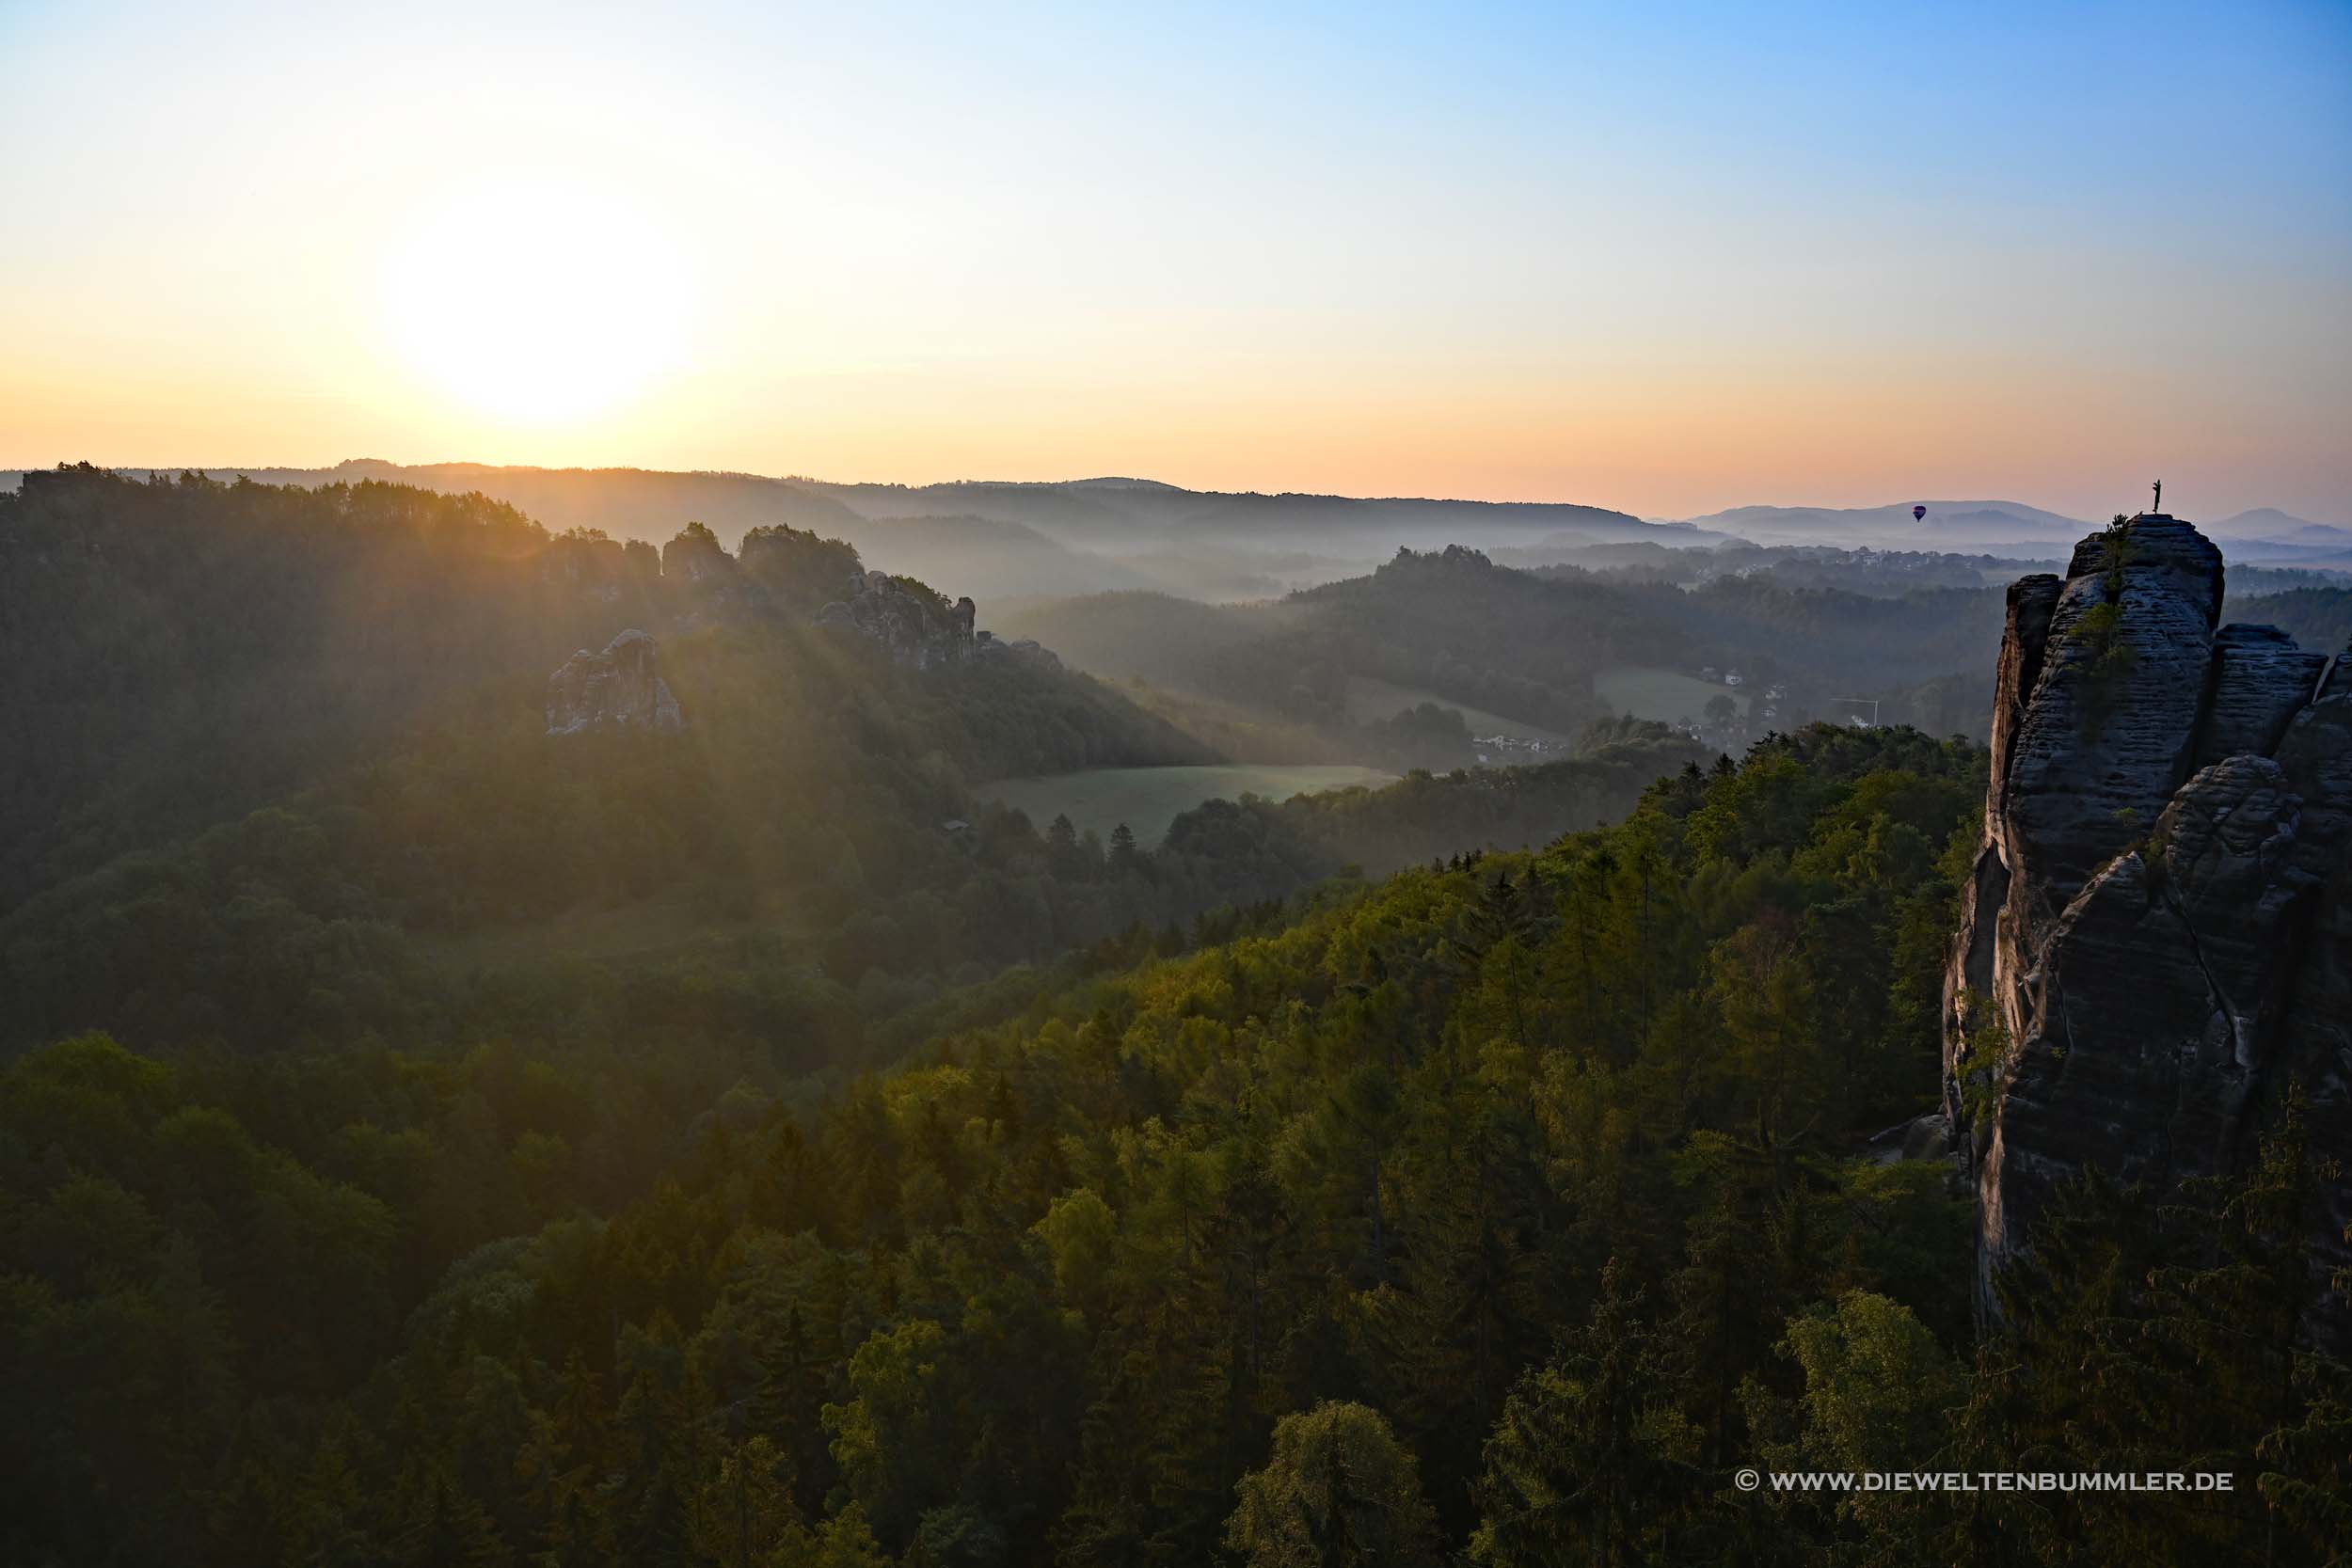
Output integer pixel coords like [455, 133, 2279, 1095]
[1226, 1402, 1442, 1568]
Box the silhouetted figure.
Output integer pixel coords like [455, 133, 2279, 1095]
[2153, 478, 2163, 514]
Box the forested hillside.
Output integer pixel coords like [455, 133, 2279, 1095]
[995, 546, 2010, 748]
[2, 467, 597, 898]
[2229, 584, 2352, 654]
[0, 681, 1702, 1066]
[0, 468, 1706, 1069]
[0, 466, 1027, 900]
[10, 724, 2339, 1564]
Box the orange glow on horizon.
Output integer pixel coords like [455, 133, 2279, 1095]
[2, 3, 2344, 526]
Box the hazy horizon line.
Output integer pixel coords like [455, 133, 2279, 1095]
[9, 454, 2335, 531]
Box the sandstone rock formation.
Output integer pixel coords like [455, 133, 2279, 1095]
[535, 523, 1058, 678]
[816, 569, 979, 670]
[546, 628, 684, 735]
[976, 629, 1062, 672]
[1944, 514, 2349, 1328]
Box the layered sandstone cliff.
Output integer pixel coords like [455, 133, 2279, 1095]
[1944, 514, 2350, 1322]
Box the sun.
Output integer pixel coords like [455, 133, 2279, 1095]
[382, 178, 691, 424]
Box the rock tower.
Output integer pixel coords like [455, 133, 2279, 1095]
[1944, 514, 2350, 1324]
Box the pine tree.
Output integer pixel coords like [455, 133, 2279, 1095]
[1470, 1259, 1699, 1567]
[1226, 1402, 1442, 1568]
[392, 1472, 511, 1568]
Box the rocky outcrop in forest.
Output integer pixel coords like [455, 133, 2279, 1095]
[546, 628, 685, 735]
[535, 520, 1058, 684]
[976, 630, 1061, 671]
[1944, 514, 2350, 1326]
[817, 569, 980, 670]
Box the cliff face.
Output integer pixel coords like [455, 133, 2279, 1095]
[547, 629, 685, 735]
[1945, 514, 2350, 1323]
[816, 570, 980, 671]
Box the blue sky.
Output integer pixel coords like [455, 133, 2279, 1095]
[2, 0, 2346, 519]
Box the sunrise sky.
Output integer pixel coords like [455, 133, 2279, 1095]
[3, 0, 2347, 521]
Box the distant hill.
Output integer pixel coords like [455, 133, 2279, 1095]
[2202, 508, 2352, 567]
[167, 459, 868, 542]
[999, 544, 2013, 753]
[1676, 499, 2088, 549]
[2, 462, 1712, 602]
[840, 513, 1161, 601]
[13, 465, 2339, 587]
[809, 479, 1142, 543]
[1668, 499, 2352, 567]
[2206, 506, 2351, 543]
[0, 461, 1168, 601]
[1, 463, 1689, 558]
[803, 476, 1686, 551]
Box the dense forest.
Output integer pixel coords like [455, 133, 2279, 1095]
[8, 725, 2344, 1564]
[0, 687, 1704, 1069]
[6, 470, 2347, 1566]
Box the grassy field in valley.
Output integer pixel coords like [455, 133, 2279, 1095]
[1596, 665, 1752, 724]
[984, 764, 1398, 846]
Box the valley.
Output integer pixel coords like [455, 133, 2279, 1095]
[3, 470, 2346, 1568]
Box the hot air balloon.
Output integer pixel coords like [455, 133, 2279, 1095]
[1913, 504, 1927, 521]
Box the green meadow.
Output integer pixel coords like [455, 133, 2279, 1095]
[1595, 664, 1752, 723]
